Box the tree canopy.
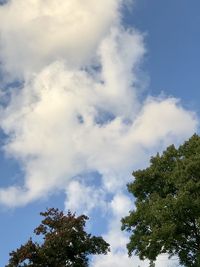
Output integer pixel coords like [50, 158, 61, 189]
[6, 208, 110, 267]
[122, 134, 200, 267]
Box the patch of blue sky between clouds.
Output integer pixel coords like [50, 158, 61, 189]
[95, 109, 116, 126]
[0, 0, 7, 5]
[0, 129, 24, 188]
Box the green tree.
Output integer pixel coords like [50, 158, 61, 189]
[122, 134, 200, 267]
[7, 208, 109, 267]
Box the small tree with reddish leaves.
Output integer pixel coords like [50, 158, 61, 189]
[7, 208, 109, 267]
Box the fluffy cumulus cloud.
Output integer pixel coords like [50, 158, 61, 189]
[0, 0, 198, 266]
[0, 0, 122, 79]
[0, 50, 197, 206]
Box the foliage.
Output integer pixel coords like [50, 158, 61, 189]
[7, 208, 110, 267]
[122, 134, 200, 267]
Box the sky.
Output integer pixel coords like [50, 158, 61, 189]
[0, 0, 199, 266]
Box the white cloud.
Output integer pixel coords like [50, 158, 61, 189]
[65, 180, 107, 215]
[0, 27, 149, 206]
[98, 27, 145, 118]
[91, 252, 149, 267]
[0, 0, 122, 79]
[0, 46, 197, 206]
[110, 193, 132, 217]
[91, 252, 179, 267]
[132, 97, 196, 147]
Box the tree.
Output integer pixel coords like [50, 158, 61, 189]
[7, 208, 110, 267]
[122, 134, 200, 267]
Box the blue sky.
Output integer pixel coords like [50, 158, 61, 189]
[126, 0, 200, 110]
[0, 1, 199, 266]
